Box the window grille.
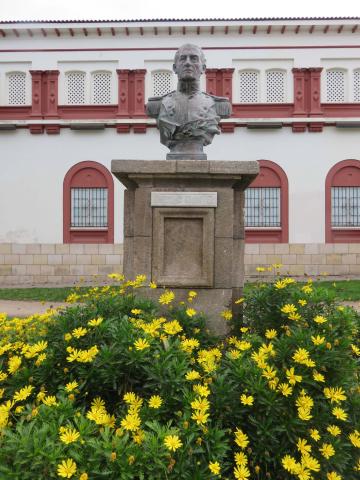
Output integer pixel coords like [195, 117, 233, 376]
[326, 70, 345, 102]
[245, 187, 281, 227]
[91, 71, 112, 104]
[331, 187, 360, 227]
[66, 71, 86, 104]
[7, 72, 26, 105]
[354, 70, 360, 102]
[266, 70, 286, 103]
[71, 188, 108, 227]
[152, 71, 173, 97]
[239, 70, 260, 103]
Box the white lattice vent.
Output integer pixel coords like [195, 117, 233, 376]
[354, 70, 360, 102]
[66, 71, 86, 104]
[7, 72, 26, 105]
[239, 71, 260, 103]
[91, 72, 112, 104]
[152, 71, 173, 97]
[266, 70, 286, 103]
[326, 70, 345, 102]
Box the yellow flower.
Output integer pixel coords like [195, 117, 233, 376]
[149, 281, 157, 289]
[79, 474, 88, 480]
[57, 458, 77, 478]
[42, 395, 58, 407]
[301, 454, 320, 472]
[282, 455, 300, 474]
[288, 312, 302, 321]
[193, 384, 210, 397]
[191, 410, 209, 425]
[164, 434, 182, 451]
[233, 464, 251, 479]
[234, 451, 248, 466]
[298, 299, 307, 306]
[309, 429, 321, 441]
[87, 317, 103, 327]
[240, 327, 249, 333]
[327, 473, 342, 480]
[256, 266, 265, 272]
[59, 427, 80, 444]
[314, 315, 327, 324]
[134, 338, 150, 351]
[163, 320, 183, 335]
[121, 413, 141, 431]
[240, 394, 254, 406]
[313, 371, 325, 382]
[349, 430, 360, 448]
[332, 406, 348, 421]
[351, 344, 360, 356]
[72, 327, 87, 339]
[324, 387, 347, 404]
[235, 297, 244, 304]
[8, 355, 22, 374]
[64, 333, 72, 342]
[191, 397, 210, 412]
[158, 290, 175, 305]
[265, 329, 277, 339]
[302, 285, 313, 294]
[319, 443, 335, 459]
[186, 308, 196, 317]
[128, 455, 135, 465]
[311, 335, 325, 345]
[278, 383, 293, 397]
[148, 395, 162, 409]
[65, 381, 78, 393]
[221, 310, 233, 321]
[209, 461, 221, 475]
[188, 290, 197, 299]
[185, 370, 201, 381]
[286, 367, 302, 385]
[297, 438, 311, 455]
[234, 428, 249, 449]
[327, 425, 341, 437]
[110, 451, 117, 462]
[281, 304, 297, 315]
[13, 385, 34, 402]
[297, 407, 312, 421]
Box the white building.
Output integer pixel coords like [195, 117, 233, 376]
[0, 17, 360, 284]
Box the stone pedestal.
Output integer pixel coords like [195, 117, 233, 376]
[111, 159, 258, 334]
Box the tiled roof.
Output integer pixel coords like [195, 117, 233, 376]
[0, 17, 359, 24]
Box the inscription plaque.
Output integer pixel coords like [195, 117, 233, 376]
[151, 192, 217, 207]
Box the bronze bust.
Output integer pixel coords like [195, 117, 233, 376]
[147, 44, 231, 159]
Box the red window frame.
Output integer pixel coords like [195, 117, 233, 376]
[63, 161, 114, 243]
[245, 160, 289, 243]
[325, 159, 360, 243]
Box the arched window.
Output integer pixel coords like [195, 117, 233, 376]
[325, 160, 360, 243]
[63, 161, 114, 243]
[91, 71, 112, 104]
[65, 71, 86, 105]
[152, 70, 173, 97]
[326, 69, 346, 102]
[245, 160, 288, 243]
[266, 69, 286, 103]
[239, 70, 260, 103]
[7, 71, 26, 105]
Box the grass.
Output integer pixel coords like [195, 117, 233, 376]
[0, 287, 91, 302]
[0, 280, 360, 302]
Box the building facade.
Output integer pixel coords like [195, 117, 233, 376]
[0, 17, 360, 284]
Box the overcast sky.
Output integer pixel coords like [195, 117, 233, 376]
[0, 0, 359, 22]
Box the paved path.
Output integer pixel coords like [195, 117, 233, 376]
[0, 300, 69, 317]
[0, 299, 359, 318]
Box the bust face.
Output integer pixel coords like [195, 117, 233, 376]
[173, 45, 206, 81]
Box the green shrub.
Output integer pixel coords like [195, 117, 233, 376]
[0, 274, 359, 479]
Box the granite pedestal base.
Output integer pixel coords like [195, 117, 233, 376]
[111, 159, 259, 335]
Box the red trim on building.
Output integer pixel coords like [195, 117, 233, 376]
[325, 159, 360, 243]
[245, 160, 289, 243]
[63, 161, 114, 244]
[232, 104, 294, 118]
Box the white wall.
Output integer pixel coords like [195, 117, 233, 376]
[0, 126, 359, 244]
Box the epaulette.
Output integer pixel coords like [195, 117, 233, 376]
[146, 92, 176, 118]
[212, 95, 232, 118]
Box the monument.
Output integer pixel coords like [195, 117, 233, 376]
[112, 44, 258, 334]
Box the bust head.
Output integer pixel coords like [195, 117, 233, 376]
[173, 44, 206, 82]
